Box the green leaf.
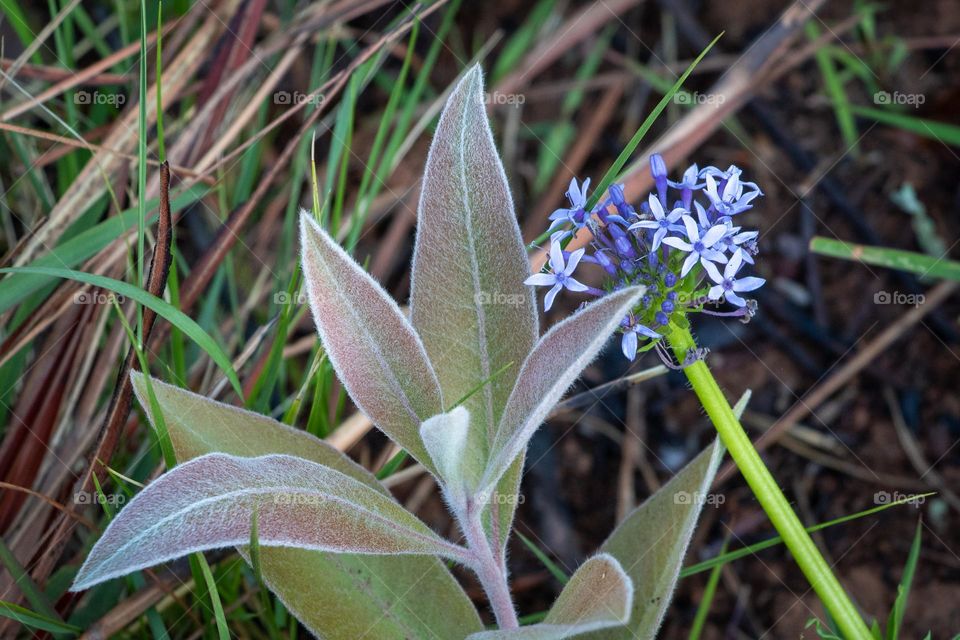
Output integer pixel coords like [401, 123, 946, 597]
[411, 64, 538, 548]
[848, 104, 960, 147]
[885, 519, 922, 640]
[300, 213, 443, 475]
[0, 601, 80, 634]
[0, 266, 241, 396]
[130, 374, 482, 639]
[483, 287, 644, 492]
[0, 187, 203, 316]
[583, 439, 727, 640]
[809, 236, 960, 282]
[468, 554, 633, 639]
[72, 453, 470, 590]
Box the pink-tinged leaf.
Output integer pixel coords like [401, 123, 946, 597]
[72, 453, 470, 591]
[130, 374, 483, 639]
[467, 554, 633, 639]
[482, 287, 644, 490]
[131, 371, 377, 486]
[587, 440, 729, 640]
[411, 65, 537, 550]
[300, 213, 442, 475]
[410, 63, 537, 453]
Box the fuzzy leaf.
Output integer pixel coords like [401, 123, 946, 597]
[420, 406, 479, 495]
[482, 287, 644, 491]
[130, 374, 482, 639]
[72, 453, 468, 591]
[583, 440, 727, 640]
[411, 64, 538, 548]
[468, 554, 634, 640]
[300, 212, 442, 474]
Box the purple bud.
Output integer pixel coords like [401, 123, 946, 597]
[661, 299, 675, 313]
[664, 272, 677, 287]
[641, 295, 651, 307]
[650, 153, 667, 180]
[655, 311, 669, 326]
[667, 290, 677, 301]
[650, 153, 668, 205]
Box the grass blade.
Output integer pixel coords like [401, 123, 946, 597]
[0, 266, 242, 396]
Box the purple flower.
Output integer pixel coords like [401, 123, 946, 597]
[548, 177, 591, 240]
[525, 242, 588, 311]
[621, 322, 662, 360]
[629, 194, 685, 250]
[662, 215, 728, 277]
[704, 172, 760, 217]
[718, 223, 759, 263]
[702, 250, 765, 307]
[668, 163, 703, 190]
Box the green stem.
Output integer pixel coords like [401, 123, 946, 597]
[665, 323, 871, 640]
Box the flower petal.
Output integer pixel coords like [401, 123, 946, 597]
[564, 248, 586, 275]
[525, 273, 556, 287]
[732, 276, 765, 293]
[662, 237, 692, 252]
[725, 291, 746, 307]
[680, 253, 698, 277]
[702, 259, 723, 283]
[621, 330, 638, 361]
[544, 282, 562, 311]
[550, 240, 565, 272]
[563, 277, 589, 292]
[701, 224, 726, 248]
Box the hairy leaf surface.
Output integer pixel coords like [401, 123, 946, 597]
[584, 440, 727, 639]
[411, 64, 538, 547]
[468, 554, 633, 639]
[130, 374, 482, 639]
[482, 287, 644, 490]
[300, 212, 442, 474]
[73, 454, 467, 591]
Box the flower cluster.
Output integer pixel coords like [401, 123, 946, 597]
[527, 154, 766, 362]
